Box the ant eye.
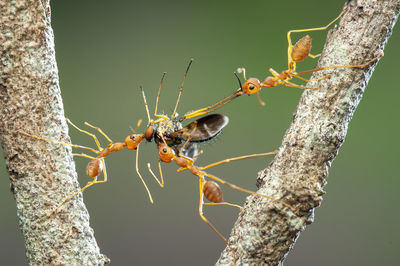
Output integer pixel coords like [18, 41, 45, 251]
[163, 148, 167, 153]
[249, 85, 255, 90]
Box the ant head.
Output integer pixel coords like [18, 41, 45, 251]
[86, 158, 104, 178]
[241, 78, 261, 95]
[203, 181, 222, 203]
[158, 142, 175, 163]
[125, 134, 144, 150]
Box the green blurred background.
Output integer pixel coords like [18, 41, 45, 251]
[1, 0, 399, 265]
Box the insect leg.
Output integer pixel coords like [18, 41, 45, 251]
[203, 202, 242, 210]
[135, 144, 154, 204]
[67, 118, 103, 151]
[200, 151, 277, 171]
[146, 160, 164, 188]
[19, 130, 99, 154]
[202, 172, 295, 212]
[198, 177, 237, 262]
[84, 122, 114, 144]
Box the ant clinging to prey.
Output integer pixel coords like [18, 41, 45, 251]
[154, 121, 296, 262]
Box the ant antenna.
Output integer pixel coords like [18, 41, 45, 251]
[172, 59, 193, 118]
[256, 86, 265, 106]
[140, 86, 152, 124]
[233, 72, 243, 89]
[130, 119, 142, 134]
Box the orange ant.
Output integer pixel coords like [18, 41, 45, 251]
[19, 119, 146, 217]
[186, 7, 382, 108]
[153, 122, 296, 261]
[235, 6, 383, 106]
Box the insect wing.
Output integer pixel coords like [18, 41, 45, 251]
[169, 114, 229, 143]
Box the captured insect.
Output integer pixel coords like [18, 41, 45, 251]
[19, 60, 235, 217]
[154, 122, 296, 261]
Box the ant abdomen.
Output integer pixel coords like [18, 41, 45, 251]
[291, 35, 311, 63]
[86, 158, 103, 178]
[203, 181, 222, 203]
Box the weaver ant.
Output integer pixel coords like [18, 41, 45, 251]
[190, 7, 382, 108]
[154, 122, 295, 261]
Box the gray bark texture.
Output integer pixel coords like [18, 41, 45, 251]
[0, 0, 109, 265]
[216, 0, 399, 265]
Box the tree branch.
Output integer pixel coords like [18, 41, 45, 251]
[216, 0, 400, 265]
[0, 0, 109, 264]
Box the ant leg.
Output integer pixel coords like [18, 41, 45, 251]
[202, 172, 295, 212]
[67, 118, 103, 151]
[286, 7, 346, 68]
[176, 150, 203, 172]
[19, 131, 99, 155]
[282, 80, 321, 90]
[268, 68, 280, 78]
[308, 53, 321, 59]
[285, 53, 382, 89]
[135, 145, 154, 204]
[47, 160, 107, 218]
[291, 73, 331, 83]
[72, 153, 96, 159]
[295, 52, 383, 76]
[200, 151, 277, 171]
[146, 160, 164, 188]
[198, 178, 237, 262]
[84, 122, 114, 145]
[204, 202, 242, 210]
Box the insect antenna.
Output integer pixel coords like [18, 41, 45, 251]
[172, 59, 193, 118]
[233, 71, 242, 89]
[154, 72, 167, 117]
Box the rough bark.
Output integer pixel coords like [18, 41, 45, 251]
[0, 0, 109, 265]
[216, 0, 399, 265]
